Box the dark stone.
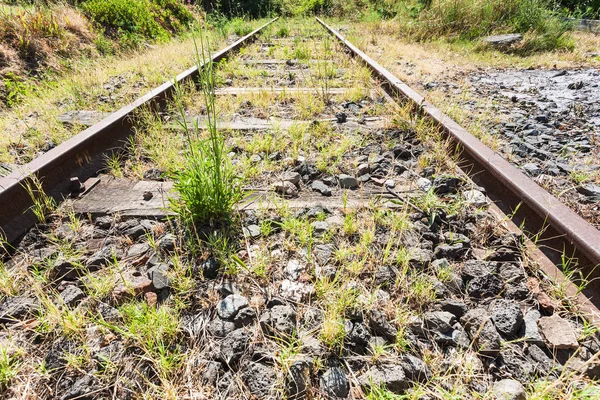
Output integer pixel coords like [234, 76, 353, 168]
[61, 374, 95, 400]
[208, 318, 236, 338]
[399, 354, 431, 383]
[312, 180, 332, 196]
[432, 175, 460, 195]
[53, 258, 81, 280]
[359, 364, 410, 394]
[313, 244, 334, 265]
[97, 302, 120, 321]
[422, 311, 455, 333]
[241, 361, 278, 397]
[60, 285, 85, 307]
[87, 246, 117, 269]
[157, 233, 176, 253]
[147, 264, 170, 290]
[338, 174, 358, 189]
[201, 257, 220, 279]
[433, 243, 468, 260]
[335, 112, 347, 123]
[122, 220, 153, 239]
[490, 299, 523, 337]
[528, 344, 559, 376]
[0, 295, 40, 324]
[346, 322, 371, 347]
[522, 163, 542, 177]
[233, 307, 257, 328]
[467, 274, 503, 299]
[202, 361, 222, 386]
[374, 265, 396, 287]
[286, 358, 312, 399]
[461, 260, 498, 281]
[219, 329, 249, 366]
[461, 308, 501, 355]
[260, 305, 297, 336]
[320, 367, 349, 398]
[217, 294, 249, 320]
[577, 183, 600, 200]
[499, 263, 526, 283]
[368, 309, 397, 341]
[440, 299, 468, 319]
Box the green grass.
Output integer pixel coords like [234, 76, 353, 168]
[169, 32, 243, 229]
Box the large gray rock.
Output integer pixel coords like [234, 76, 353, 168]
[320, 367, 349, 398]
[461, 308, 501, 355]
[492, 379, 526, 400]
[399, 354, 431, 383]
[461, 260, 498, 280]
[312, 180, 332, 196]
[467, 274, 503, 299]
[359, 364, 410, 394]
[338, 174, 358, 189]
[577, 183, 600, 200]
[60, 286, 85, 307]
[483, 34, 523, 47]
[260, 305, 297, 336]
[208, 318, 236, 338]
[0, 295, 40, 324]
[241, 361, 277, 397]
[274, 181, 299, 197]
[422, 311, 456, 333]
[147, 264, 170, 290]
[219, 329, 249, 366]
[217, 294, 249, 320]
[490, 299, 523, 337]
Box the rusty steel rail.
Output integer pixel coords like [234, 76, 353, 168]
[317, 17, 600, 316]
[0, 18, 278, 247]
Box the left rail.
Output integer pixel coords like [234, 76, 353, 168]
[0, 18, 278, 247]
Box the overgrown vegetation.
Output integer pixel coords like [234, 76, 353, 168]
[169, 33, 242, 228]
[80, 0, 194, 45]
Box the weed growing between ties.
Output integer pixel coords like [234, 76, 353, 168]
[170, 31, 243, 231]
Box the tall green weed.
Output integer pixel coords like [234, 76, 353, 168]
[170, 32, 242, 228]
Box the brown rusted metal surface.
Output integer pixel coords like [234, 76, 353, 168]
[0, 18, 278, 247]
[317, 17, 600, 309]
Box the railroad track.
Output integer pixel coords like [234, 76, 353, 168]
[0, 18, 599, 399]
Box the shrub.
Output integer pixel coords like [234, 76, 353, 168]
[395, 0, 572, 51]
[80, 0, 193, 43]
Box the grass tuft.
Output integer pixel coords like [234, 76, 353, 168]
[170, 31, 243, 228]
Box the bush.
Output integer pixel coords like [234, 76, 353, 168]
[395, 0, 572, 51]
[80, 0, 193, 43]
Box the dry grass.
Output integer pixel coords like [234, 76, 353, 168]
[0, 4, 95, 75]
[0, 23, 262, 164]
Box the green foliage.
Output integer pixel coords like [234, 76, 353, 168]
[393, 0, 573, 52]
[81, 0, 193, 45]
[170, 32, 243, 228]
[0, 347, 20, 389]
[2, 72, 31, 108]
